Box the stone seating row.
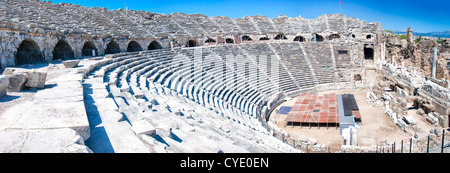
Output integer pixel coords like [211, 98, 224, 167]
[80, 40, 356, 152]
[303, 42, 337, 85]
[83, 48, 299, 152]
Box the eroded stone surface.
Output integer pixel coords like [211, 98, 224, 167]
[25, 69, 47, 89]
[0, 128, 92, 153]
[62, 60, 80, 68]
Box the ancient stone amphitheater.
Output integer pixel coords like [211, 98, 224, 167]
[3, 0, 447, 153]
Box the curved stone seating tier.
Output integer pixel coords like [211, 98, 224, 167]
[303, 43, 337, 85]
[82, 48, 300, 152]
[270, 43, 317, 89]
[78, 39, 358, 152]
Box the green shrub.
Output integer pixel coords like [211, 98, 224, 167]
[397, 35, 407, 39]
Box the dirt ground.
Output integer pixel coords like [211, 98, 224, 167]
[270, 88, 438, 150]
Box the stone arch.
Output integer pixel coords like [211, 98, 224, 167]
[205, 38, 216, 44]
[311, 33, 324, 42]
[53, 40, 74, 60]
[148, 40, 162, 50]
[242, 35, 252, 41]
[293, 36, 306, 42]
[366, 34, 372, 39]
[225, 38, 234, 44]
[105, 40, 121, 54]
[259, 37, 270, 41]
[82, 41, 98, 57]
[186, 38, 198, 47]
[328, 34, 341, 41]
[127, 41, 143, 52]
[274, 33, 287, 40]
[15, 39, 44, 66]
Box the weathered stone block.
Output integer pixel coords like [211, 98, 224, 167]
[104, 54, 114, 59]
[3, 68, 29, 75]
[0, 76, 9, 98]
[0, 128, 92, 153]
[5, 73, 28, 92]
[131, 120, 156, 136]
[25, 69, 47, 89]
[62, 60, 80, 68]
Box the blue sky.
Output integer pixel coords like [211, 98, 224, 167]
[46, 0, 449, 33]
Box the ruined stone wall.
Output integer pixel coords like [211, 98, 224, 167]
[1, 0, 381, 39]
[383, 30, 450, 82]
[0, 0, 381, 69]
[0, 29, 164, 68]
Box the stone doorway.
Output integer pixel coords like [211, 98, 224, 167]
[148, 41, 162, 50]
[53, 40, 74, 60]
[186, 39, 197, 47]
[294, 36, 305, 42]
[105, 40, 121, 54]
[259, 37, 270, 41]
[225, 38, 234, 44]
[82, 41, 98, 57]
[364, 45, 374, 60]
[328, 34, 341, 41]
[242, 35, 252, 41]
[15, 39, 44, 66]
[127, 41, 143, 52]
[311, 33, 324, 42]
[274, 33, 287, 40]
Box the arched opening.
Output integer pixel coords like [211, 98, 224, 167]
[53, 40, 74, 60]
[105, 40, 121, 54]
[82, 41, 98, 57]
[148, 40, 162, 50]
[205, 38, 216, 44]
[328, 34, 341, 41]
[354, 74, 362, 81]
[186, 39, 198, 47]
[259, 37, 270, 41]
[127, 41, 143, 52]
[274, 34, 287, 40]
[311, 34, 324, 42]
[225, 38, 234, 44]
[15, 39, 44, 66]
[242, 35, 252, 41]
[293, 36, 306, 42]
[364, 44, 374, 60]
[366, 35, 372, 39]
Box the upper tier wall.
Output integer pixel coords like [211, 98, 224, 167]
[0, 0, 381, 39]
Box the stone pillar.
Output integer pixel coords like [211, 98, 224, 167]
[406, 27, 413, 44]
[432, 47, 437, 78]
